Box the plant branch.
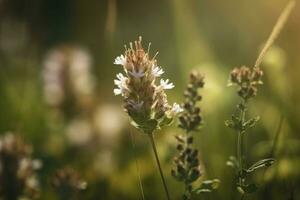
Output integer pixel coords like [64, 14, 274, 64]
[237, 101, 246, 186]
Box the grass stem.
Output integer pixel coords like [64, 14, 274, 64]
[130, 130, 145, 200]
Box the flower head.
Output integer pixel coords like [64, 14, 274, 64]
[113, 36, 178, 133]
[229, 66, 263, 100]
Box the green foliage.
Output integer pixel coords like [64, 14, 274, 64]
[0, 0, 297, 199]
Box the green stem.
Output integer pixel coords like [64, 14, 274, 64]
[148, 133, 171, 200]
[237, 100, 246, 193]
[237, 131, 243, 185]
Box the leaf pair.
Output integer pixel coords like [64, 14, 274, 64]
[225, 116, 260, 132]
[131, 115, 173, 134]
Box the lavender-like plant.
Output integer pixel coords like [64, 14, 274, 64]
[172, 71, 219, 200]
[113, 36, 182, 200]
[225, 66, 272, 197]
[225, 1, 295, 199]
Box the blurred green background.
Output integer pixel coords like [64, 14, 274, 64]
[0, 0, 300, 199]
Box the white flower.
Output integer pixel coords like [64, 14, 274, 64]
[114, 73, 127, 87]
[128, 68, 145, 78]
[160, 79, 174, 90]
[171, 103, 184, 114]
[152, 66, 164, 77]
[113, 73, 128, 96]
[114, 55, 126, 66]
[113, 88, 123, 96]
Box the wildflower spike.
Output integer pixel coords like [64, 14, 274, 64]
[172, 71, 219, 200]
[113, 36, 181, 134]
[113, 37, 180, 200]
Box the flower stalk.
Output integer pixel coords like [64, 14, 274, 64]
[113, 36, 182, 199]
[226, 66, 268, 198]
[226, 1, 295, 198]
[172, 71, 219, 200]
[149, 133, 171, 200]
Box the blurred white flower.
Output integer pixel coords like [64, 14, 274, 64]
[42, 46, 95, 107]
[32, 159, 43, 170]
[42, 50, 65, 106]
[69, 48, 95, 96]
[93, 104, 125, 143]
[26, 176, 39, 189]
[19, 158, 31, 174]
[66, 119, 93, 146]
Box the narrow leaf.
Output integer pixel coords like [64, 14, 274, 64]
[247, 158, 275, 173]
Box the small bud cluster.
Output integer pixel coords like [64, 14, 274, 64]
[51, 166, 87, 200]
[172, 71, 203, 200]
[113, 37, 182, 134]
[178, 71, 204, 132]
[172, 135, 201, 200]
[0, 133, 42, 199]
[229, 66, 263, 100]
